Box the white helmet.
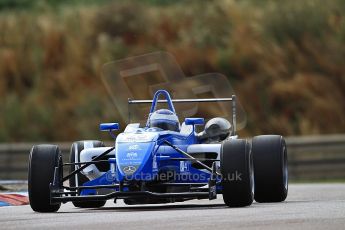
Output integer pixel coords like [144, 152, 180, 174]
[149, 109, 180, 131]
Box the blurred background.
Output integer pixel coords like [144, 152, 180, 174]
[0, 0, 344, 181]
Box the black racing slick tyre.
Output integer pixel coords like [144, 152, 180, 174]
[252, 135, 288, 203]
[28, 145, 61, 212]
[220, 139, 254, 207]
[69, 140, 107, 208]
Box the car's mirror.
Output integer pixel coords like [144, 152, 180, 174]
[185, 118, 204, 126]
[100, 123, 120, 131]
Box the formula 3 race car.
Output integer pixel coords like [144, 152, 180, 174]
[28, 89, 288, 212]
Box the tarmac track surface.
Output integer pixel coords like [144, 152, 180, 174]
[0, 183, 345, 230]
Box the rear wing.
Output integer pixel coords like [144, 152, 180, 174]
[128, 95, 237, 135]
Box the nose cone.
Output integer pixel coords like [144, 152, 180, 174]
[115, 142, 155, 180]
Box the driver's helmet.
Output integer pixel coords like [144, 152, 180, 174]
[149, 109, 180, 131]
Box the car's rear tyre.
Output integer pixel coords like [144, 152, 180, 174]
[252, 135, 288, 203]
[69, 140, 107, 208]
[28, 145, 61, 212]
[220, 139, 254, 207]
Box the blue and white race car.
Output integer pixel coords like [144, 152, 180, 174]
[28, 89, 288, 212]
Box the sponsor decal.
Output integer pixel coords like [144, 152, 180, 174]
[123, 166, 137, 174]
[180, 161, 188, 172]
[128, 144, 141, 150]
[126, 152, 138, 159]
[118, 133, 154, 142]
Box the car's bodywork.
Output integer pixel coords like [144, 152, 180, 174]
[51, 89, 237, 204]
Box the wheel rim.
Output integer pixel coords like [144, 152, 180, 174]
[248, 145, 254, 197]
[282, 144, 288, 190]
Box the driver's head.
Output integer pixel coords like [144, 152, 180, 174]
[149, 109, 180, 131]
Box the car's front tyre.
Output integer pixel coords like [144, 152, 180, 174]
[220, 139, 254, 207]
[28, 145, 61, 212]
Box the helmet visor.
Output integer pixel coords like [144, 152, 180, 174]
[151, 120, 179, 132]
